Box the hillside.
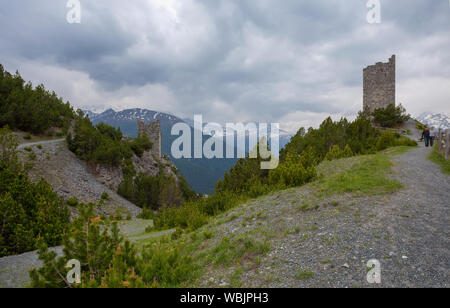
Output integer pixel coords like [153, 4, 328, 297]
[85, 108, 293, 194]
[86, 108, 238, 194]
[17, 136, 142, 219]
[138, 144, 449, 287]
[3, 139, 449, 287]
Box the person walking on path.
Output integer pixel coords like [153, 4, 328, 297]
[422, 127, 431, 147]
[429, 127, 437, 147]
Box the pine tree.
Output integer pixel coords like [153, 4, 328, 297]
[30, 203, 137, 288]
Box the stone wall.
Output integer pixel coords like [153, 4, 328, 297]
[137, 120, 162, 159]
[437, 129, 450, 160]
[363, 55, 396, 113]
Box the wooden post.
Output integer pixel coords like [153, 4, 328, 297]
[445, 129, 450, 160]
[438, 129, 444, 155]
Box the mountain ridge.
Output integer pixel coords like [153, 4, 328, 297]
[416, 113, 450, 130]
[84, 108, 238, 194]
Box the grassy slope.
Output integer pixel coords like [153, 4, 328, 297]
[132, 146, 414, 287]
[428, 146, 450, 175]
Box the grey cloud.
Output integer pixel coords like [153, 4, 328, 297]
[0, 0, 449, 131]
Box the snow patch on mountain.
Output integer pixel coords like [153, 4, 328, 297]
[416, 113, 450, 130]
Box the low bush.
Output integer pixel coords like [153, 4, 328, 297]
[27, 151, 37, 160]
[30, 203, 196, 288]
[0, 172, 70, 257]
[101, 191, 109, 201]
[372, 104, 410, 128]
[324, 144, 353, 161]
[118, 172, 187, 210]
[0, 127, 70, 257]
[268, 155, 317, 188]
[153, 202, 208, 231]
[376, 131, 417, 151]
[66, 196, 79, 207]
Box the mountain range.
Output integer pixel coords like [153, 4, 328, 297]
[416, 113, 450, 130]
[85, 108, 293, 194]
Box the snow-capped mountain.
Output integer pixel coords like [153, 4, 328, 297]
[182, 118, 292, 149]
[416, 113, 450, 130]
[83, 108, 237, 194]
[83, 108, 292, 193]
[86, 108, 183, 128]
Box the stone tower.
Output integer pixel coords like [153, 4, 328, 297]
[363, 55, 396, 112]
[137, 120, 162, 159]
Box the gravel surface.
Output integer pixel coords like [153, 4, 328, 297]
[18, 139, 65, 150]
[3, 132, 448, 288]
[19, 139, 142, 218]
[199, 144, 449, 288]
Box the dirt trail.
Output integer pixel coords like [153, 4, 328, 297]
[200, 143, 449, 288]
[381, 145, 449, 287]
[18, 139, 65, 149]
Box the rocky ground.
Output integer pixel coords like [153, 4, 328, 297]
[3, 128, 448, 288]
[197, 144, 449, 288]
[18, 139, 142, 218]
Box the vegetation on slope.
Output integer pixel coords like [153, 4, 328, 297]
[67, 111, 152, 166]
[316, 153, 403, 195]
[1, 65, 196, 214]
[31, 148, 406, 288]
[145, 113, 416, 233]
[371, 104, 410, 128]
[30, 203, 197, 288]
[0, 127, 70, 257]
[428, 146, 450, 175]
[0, 65, 74, 134]
[67, 111, 198, 210]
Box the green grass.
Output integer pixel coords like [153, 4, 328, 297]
[27, 151, 37, 160]
[316, 153, 402, 195]
[429, 147, 450, 175]
[211, 235, 270, 266]
[121, 147, 413, 287]
[296, 269, 315, 280]
[384, 145, 416, 156]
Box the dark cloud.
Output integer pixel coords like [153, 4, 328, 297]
[0, 0, 449, 132]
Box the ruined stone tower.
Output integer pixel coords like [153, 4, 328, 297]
[137, 120, 162, 159]
[363, 55, 396, 112]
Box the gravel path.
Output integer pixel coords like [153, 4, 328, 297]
[18, 139, 65, 150]
[382, 145, 449, 287]
[4, 135, 448, 288]
[200, 144, 449, 288]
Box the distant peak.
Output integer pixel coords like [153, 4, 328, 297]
[103, 108, 116, 114]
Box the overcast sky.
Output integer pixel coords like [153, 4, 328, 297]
[0, 0, 449, 133]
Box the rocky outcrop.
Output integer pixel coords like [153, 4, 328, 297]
[93, 120, 179, 191]
[20, 140, 142, 219]
[19, 119, 183, 218]
[93, 152, 179, 192]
